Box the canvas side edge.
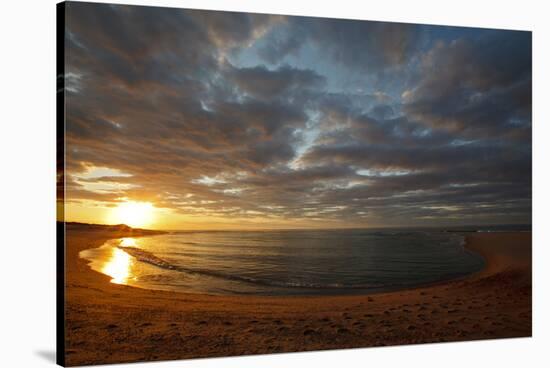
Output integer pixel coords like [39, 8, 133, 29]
[56, 2, 66, 367]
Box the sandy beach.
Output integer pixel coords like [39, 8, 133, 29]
[63, 223, 531, 366]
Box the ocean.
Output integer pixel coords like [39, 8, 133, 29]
[80, 228, 487, 296]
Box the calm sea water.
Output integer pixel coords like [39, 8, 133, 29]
[80, 229, 486, 296]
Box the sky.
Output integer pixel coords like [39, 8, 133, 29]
[61, 2, 532, 230]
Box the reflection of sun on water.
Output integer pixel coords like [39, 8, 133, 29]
[102, 247, 133, 284]
[119, 237, 136, 247]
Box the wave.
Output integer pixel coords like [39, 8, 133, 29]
[116, 246, 177, 270]
[115, 244, 392, 290]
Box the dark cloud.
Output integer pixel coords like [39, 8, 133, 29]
[403, 31, 532, 139]
[63, 2, 532, 228]
[225, 63, 326, 99]
[258, 16, 421, 72]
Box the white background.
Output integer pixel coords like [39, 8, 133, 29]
[1, 0, 548, 367]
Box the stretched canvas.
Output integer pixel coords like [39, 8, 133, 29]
[57, 1, 532, 366]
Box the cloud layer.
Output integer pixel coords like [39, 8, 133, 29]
[62, 3, 532, 229]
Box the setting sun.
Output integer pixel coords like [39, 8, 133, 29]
[108, 201, 155, 228]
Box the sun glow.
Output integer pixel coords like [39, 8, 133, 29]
[108, 201, 155, 228]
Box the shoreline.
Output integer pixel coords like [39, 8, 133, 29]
[77, 228, 485, 298]
[64, 223, 532, 366]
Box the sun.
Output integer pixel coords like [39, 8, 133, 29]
[108, 201, 155, 228]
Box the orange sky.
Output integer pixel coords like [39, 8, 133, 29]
[62, 192, 355, 230]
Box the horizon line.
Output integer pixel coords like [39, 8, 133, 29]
[62, 221, 532, 233]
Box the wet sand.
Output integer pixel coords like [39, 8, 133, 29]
[63, 223, 531, 366]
